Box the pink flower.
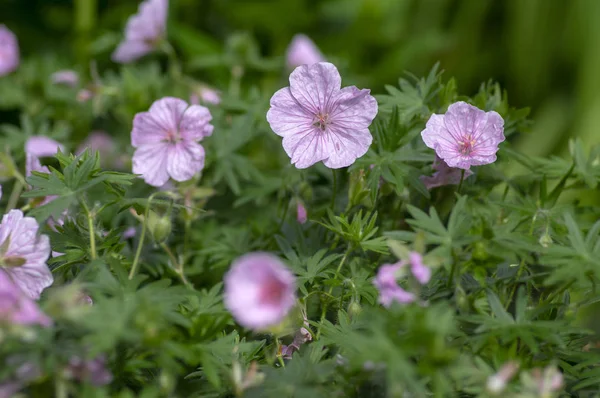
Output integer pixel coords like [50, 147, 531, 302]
[224, 252, 297, 330]
[25, 136, 63, 158]
[76, 88, 93, 102]
[409, 252, 431, 285]
[267, 62, 378, 169]
[420, 155, 474, 190]
[373, 263, 415, 307]
[281, 313, 312, 359]
[65, 355, 112, 386]
[131, 97, 213, 187]
[486, 361, 519, 394]
[112, 0, 168, 63]
[51, 70, 79, 87]
[0, 25, 19, 76]
[77, 131, 125, 168]
[286, 34, 325, 69]
[0, 210, 53, 300]
[421, 101, 505, 170]
[190, 87, 221, 106]
[296, 201, 307, 224]
[0, 270, 52, 327]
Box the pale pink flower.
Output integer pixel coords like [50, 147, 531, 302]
[421, 102, 504, 170]
[420, 155, 474, 190]
[296, 201, 307, 224]
[65, 355, 112, 386]
[286, 34, 325, 69]
[409, 252, 431, 285]
[267, 62, 378, 169]
[0, 25, 19, 76]
[76, 88, 93, 102]
[25, 136, 63, 158]
[0, 268, 52, 326]
[112, 0, 168, 63]
[51, 70, 79, 87]
[25, 154, 66, 228]
[486, 361, 519, 394]
[131, 97, 213, 187]
[0, 210, 53, 300]
[190, 87, 221, 106]
[77, 131, 125, 168]
[531, 366, 563, 395]
[224, 252, 297, 330]
[373, 263, 415, 307]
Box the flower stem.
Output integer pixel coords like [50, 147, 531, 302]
[6, 180, 23, 211]
[316, 246, 352, 339]
[81, 200, 97, 260]
[456, 169, 466, 194]
[331, 169, 337, 209]
[160, 242, 192, 289]
[275, 338, 286, 368]
[129, 192, 158, 280]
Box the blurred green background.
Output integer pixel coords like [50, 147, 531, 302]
[2, 0, 600, 157]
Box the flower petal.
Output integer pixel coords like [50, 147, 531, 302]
[132, 142, 170, 187]
[322, 126, 372, 169]
[282, 128, 329, 169]
[166, 141, 205, 182]
[179, 104, 213, 140]
[329, 86, 378, 129]
[111, 40, 154, 64]
[131, 97, 188, 147]
[289, 62, 341, 115]
[266, 87, 314, 138]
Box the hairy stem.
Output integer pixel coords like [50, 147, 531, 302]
[129, 192, 158, 280]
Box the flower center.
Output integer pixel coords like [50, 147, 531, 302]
[312, 113, 330, 131]
[164, 130, 181, 144]
[258, 277, 287, 306]
[458, 136, 477, 155]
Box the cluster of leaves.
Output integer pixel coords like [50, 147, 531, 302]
[1, 29, 600, 398]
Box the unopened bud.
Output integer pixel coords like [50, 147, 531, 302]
[347, 301, 362, 318]
[539, 233, 552, 248]
[146, 211, 172, 243]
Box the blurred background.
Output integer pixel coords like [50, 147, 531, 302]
[2, 0, 600, 158]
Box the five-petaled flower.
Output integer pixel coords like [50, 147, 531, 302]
[0, 25, 19, 76]
[112, 0, 168, 63]
[267, 62, 378, 169]
[286, 34, 325, 69]
[224, 252, 297, 330]
[421, 101, 505, 170]
[131, 97, 213, 187]
[373, 252, 431, 307]
[0, 210, 53, 300]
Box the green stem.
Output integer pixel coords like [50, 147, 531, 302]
[81, 201, 97, 260]
[129, 193, 158, 280]
[504, 216, 537, 309]
[447, 250, 459, 288]
[331, 169, 337, 209]
[275, 338, 286, 368]
[316, 246, 352, 339]
[6, 180, 23, 211]
[160, 242, 192, 289]
[456, 169, 466, 194]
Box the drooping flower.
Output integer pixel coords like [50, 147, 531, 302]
[280, 312, 312, 359]
[296, 201, 307, 224]
[25, 136, 63, 158]
[421, 101, 505, 170]
[286, 34, 325, 69]
[409, 252, 431, 284]
[131, 97, 213, 187]
[0, 210, 53, 300]
[529, 366, 564, 396]
[486, 361, 519, 394]
[51, 70, 79, 87]
[65, 355, 113, 386]
[267, 62, 378, 169]
[0, 25, 19, 76]
[0, 271, 52, 327]
[224, 252, 297, 330]
[76, 88, 94, 103]
[190, 86, 221, 106]
[373, 263, 415, 307]
[420, 155, 474, 190]
[112, 0, 168, 63]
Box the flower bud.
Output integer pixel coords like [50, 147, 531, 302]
[539, 233, 552, 248]
[347, 300, 362, 318]
[146, 210, 172, 243]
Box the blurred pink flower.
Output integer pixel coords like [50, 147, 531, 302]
[267, 62, 378, 169]
[0, 25, 19, 76]
[296, 201, 307, 224]
[190, 87, 221, 106]
[373, 263, 415, 307]
[486, 361, 519, 394]
[131, 97, 213, 187]
[76, 88, 93, 103]
[224, 252, 297, 330]
[286, 34, 325, 69]
[0, 270, 52, 327]
[25, 136, 63, 158]
[77, 131, 126, 168]
[420, 155, 473, 190]
[25, 153, 66, 228]
[531, 366, 563, 395]
[281, 313, 312, 359]
[65, 355, 112, 386]
[0, 210, 53, 300]
[112, 0, 168, 63]
[421, 101, 504, 170]
[51, 70, 79, 87]
[409, 252, 431, 285]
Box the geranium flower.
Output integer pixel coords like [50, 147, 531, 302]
[420, 155, 474, 190]
[0, 25, 19, 76]
[286, 34, 325, 69]
[25, 136, 63, 158]
[51, 70, 79, 87]
[267, 62, 378, 169]
[224, 252, 297, 330]
[112, 0, 168, 63]
[409, 252, 431, 284]
[0, 210, 53, 300]
[0, 271, 52, 327]
[65, 355, 113, 386]
[131, 97, 213, 187]
[374, 253, 431, 307]
[421, 101, 504, 169]
[296, 201, 307, 224]
[190, 86, 221, 106]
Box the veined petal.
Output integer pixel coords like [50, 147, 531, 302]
[329, 86, 378, 128]
[132, 142, 170, 187]
[322, 126, 372, 169]
[289, 62, 341, 114]
[266, 87, 314, 138]
[166, 141, 205, 182]
[282, 128, 329, 169]
[111, 40, 153, 64]
[179, 104, 213, 140]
